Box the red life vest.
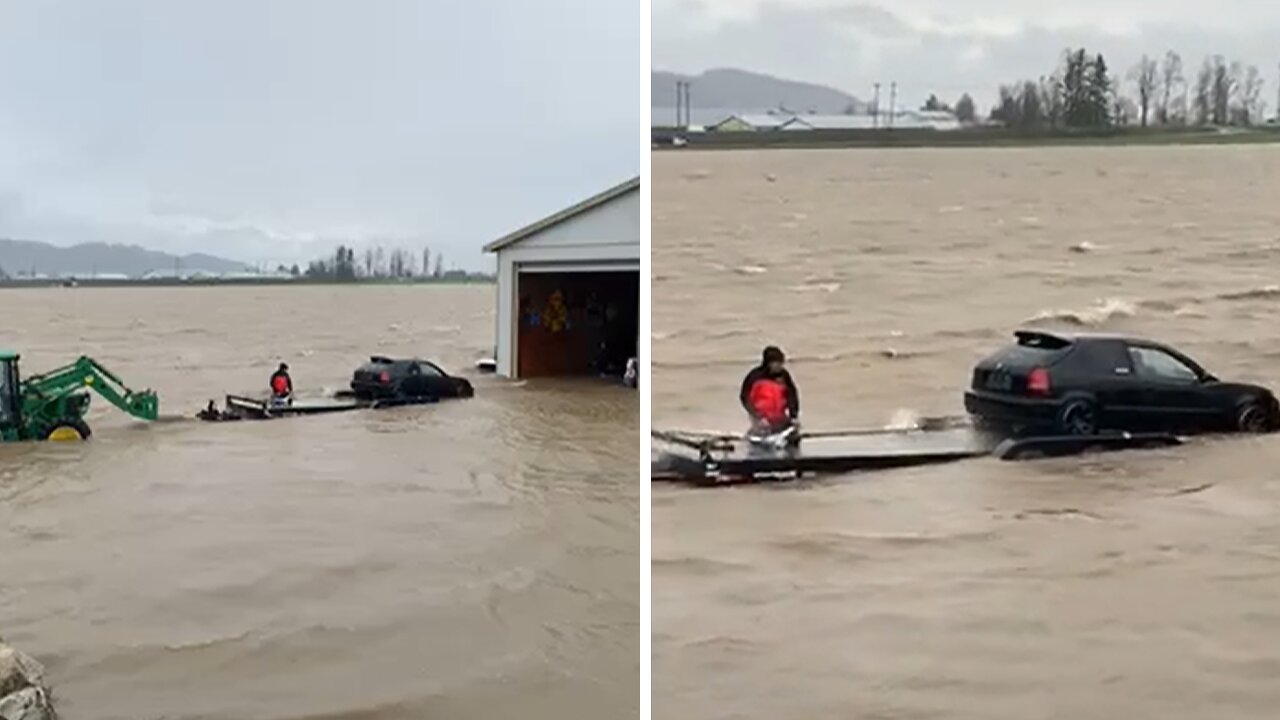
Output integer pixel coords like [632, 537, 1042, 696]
[748, 378, 789, 424]
[271, 374, 290, 395]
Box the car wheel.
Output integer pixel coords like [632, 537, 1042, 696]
[1235, 400, 1272, 433]
[1057, 399, 1098, 436]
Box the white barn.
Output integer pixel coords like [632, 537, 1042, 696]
[484, 177, 640, 379]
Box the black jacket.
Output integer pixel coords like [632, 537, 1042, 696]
[739, 365, 799, 419]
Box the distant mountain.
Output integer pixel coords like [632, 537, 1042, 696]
[652, 68, 864, 115]
[0, 239, 247, 278]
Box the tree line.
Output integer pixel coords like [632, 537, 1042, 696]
[303, 245, 451, 281]
[976, 48, 1269, 130]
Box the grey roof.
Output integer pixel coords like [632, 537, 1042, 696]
[783, 111, 961, 131]
[783, 114, 879, 130]
[711, 113, 793, 130]
[483, 176, 640, 253]
[653, 106, 806, 129]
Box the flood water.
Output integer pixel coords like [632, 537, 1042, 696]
[653, 145, 1280, 719]
[0, 284, 638, 719]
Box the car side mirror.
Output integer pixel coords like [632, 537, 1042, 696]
[1202, 373, 1218, 383]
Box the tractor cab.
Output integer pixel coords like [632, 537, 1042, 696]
[0, 350, 19, 435]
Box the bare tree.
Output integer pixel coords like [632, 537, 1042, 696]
[1194, 58, 1213, 125]
[1158, 51, 1184, 124]
[1039, 73, 1064, 128]
[1020, 80, 1044, 128]
[1233, 64, 1264, 125]
[1112, 91, 1138, 127]
[364, 248, 374, 277]
[1209, 56, 1236, 125]
[1129, 54, 1159, 127]
[921, 94, 950, 112]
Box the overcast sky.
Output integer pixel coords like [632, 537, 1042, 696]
[0, 0, 640, 270]
[654, 0, 1280, 114]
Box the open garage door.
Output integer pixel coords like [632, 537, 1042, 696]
[515, 268, 638, 379]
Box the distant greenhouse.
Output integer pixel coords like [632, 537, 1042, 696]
[704, 109, 961, 133]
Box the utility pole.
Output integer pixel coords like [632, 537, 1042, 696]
[675, 80, 684, 127]
[872, 82, 881, 128]
[888, 82, 897, 128]
[684, 81, 692, 127]
[674, 80, 693, 128]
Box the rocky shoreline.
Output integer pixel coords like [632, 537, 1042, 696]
[0, 639, 55, 720]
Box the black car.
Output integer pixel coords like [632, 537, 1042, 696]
[964, 330, 1280, 436]
[350, 357, 474, 400]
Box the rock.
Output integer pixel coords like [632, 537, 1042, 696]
[0, 642, 55, 720]
[0, 688, 54, 720]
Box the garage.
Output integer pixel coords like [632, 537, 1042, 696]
[485, 177, 640, 380]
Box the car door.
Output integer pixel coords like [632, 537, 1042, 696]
[1076, 340, 1146, 430]
[1126, 344, 1215, 432]
[399, 362, 429, 397]
[415, 362, 452, 397]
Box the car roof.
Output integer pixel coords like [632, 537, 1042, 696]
[0, 350, 16, 361]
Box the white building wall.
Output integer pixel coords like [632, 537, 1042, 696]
[493, 188, 640, 378]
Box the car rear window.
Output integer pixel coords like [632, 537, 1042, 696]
[1072, 340, 1133, 375]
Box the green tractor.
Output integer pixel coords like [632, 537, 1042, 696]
[0, 351, 159, 442]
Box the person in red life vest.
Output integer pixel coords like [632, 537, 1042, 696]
[269, 363, 293, 407]
[740, 345, 800, 435]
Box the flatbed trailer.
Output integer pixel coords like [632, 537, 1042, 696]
[197, 393, 438, 422]
[652, 417, 1182, 486]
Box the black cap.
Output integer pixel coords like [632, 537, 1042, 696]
[279, 362, 289, 371]
[762, 346, 785, 364]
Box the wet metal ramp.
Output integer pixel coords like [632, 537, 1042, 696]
[652, 419, 1184, 486]
[652, 418, 997, 485]
[197, 394, 438, 421]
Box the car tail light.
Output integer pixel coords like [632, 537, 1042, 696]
[1026, 367, 1051, 396]
[379, 371, 391, 384]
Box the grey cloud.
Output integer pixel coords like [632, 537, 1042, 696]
[655, 1, 1280, 114]
[0, 0, 640, 269]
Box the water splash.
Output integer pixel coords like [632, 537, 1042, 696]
[1027, 298, 1136, 327]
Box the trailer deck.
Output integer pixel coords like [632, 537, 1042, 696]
[197, 393, 438, 422]
[652, 418, 1183, 486]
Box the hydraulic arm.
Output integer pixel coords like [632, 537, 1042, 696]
[21, 356, 159, 422]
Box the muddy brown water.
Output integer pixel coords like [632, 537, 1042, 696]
[0, 284, 638, 719]
[653, 145, 1280, 719]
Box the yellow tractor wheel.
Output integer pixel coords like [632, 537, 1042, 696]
[45, 418, 91, 441]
